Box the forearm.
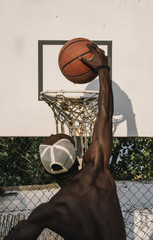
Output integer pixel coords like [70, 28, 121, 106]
[81, 43, 113, 166]
[92, 67, 113, 145]
[98, 68, 113, 119]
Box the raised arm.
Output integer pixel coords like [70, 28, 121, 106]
[81, 43, 113, 169]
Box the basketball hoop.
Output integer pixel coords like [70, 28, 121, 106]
[40, 90, 98, 156]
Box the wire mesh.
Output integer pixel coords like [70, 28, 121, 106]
[0, 137, 153, 240]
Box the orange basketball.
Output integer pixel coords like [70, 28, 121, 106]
[58, 38, 97, 84]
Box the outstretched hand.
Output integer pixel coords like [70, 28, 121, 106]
[80, 43, 108, 73]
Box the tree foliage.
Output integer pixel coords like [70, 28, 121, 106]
[110, 137, 153, 180]
[0, 137, 52, 186]
[0, 137, 153, 187]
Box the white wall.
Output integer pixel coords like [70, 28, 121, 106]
[0, 0, 153, 136]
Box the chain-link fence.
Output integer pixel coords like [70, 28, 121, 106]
[0, 137, 153, 239]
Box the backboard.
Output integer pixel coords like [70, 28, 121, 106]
[0, 0, 153, 137]
[38, 40, 112, 99]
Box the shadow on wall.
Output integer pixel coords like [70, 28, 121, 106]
[85, 78, 138, 136]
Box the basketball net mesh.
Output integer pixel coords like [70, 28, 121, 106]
[40, 91, 98, 156]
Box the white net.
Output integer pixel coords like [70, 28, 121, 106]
[40, 90, 98, 156]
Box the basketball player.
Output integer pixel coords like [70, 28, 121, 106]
[4, 43, 126, 240]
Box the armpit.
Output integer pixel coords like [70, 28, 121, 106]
[82, 142, 104, 169]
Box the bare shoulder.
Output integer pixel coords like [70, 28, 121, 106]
[81, 140, 115, 191]
[83, 140, 105, 169]
[47, 186, 81, 215]
[44, 187, 87, 233]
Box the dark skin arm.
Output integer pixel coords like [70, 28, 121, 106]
[81, 43, 113, 170]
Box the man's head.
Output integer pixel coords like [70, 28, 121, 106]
[39, 134, 79, 175]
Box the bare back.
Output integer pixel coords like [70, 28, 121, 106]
[42, 163, 126, 240]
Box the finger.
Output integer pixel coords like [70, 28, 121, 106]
[86, 43, 95, 53]
[80, 57, 94, 69]
[91, 42, 100, 52]
[80, 57, 89, 65]
[100, 49, 105, 55]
